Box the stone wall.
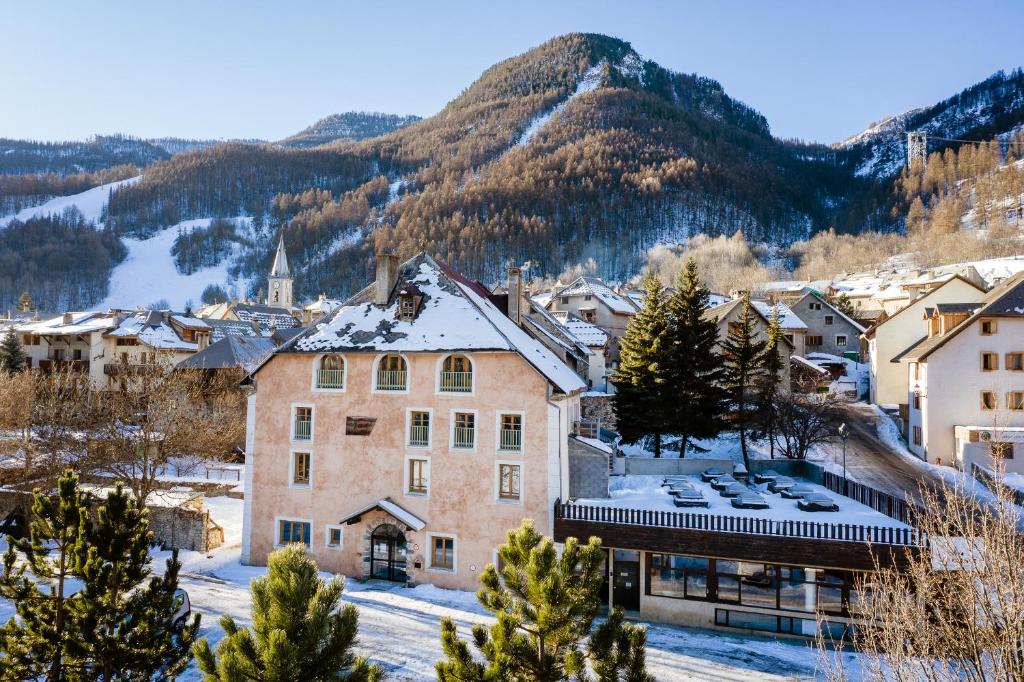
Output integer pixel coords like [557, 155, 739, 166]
[580, 393, 616, 432]
[568, 437, 609, 499]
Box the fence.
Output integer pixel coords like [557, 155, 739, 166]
[555, 499, 925, 547]
[821, 471, 923, 526]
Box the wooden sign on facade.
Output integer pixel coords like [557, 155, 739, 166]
[346, 416, 377, 436]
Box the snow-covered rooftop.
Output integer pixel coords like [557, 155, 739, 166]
[751, 301, 807, 331]
[550, 277, 638, 314]
[106, 311, 198, 351]
[550, 311, 608, 346]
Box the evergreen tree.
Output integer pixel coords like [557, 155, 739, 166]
[613, 274, 672, 457]
[194, 543, 382, 682]
[0, 327, 27, 373]
[665, 259, 727, 457]
[0, 470, 88, 681]
[75, 482, 200, 680]
[824, 292, 855, 318]
[721, 295, 768, 474]
[755, 308, 785, 460]
[435, 520, 652, 682]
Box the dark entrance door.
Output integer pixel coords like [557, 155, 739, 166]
[370, 524, 407, 582]
[612, 550, 640, 611]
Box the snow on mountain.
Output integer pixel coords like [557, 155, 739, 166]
[95, 218, 246, 310]
[0, 176, 140, 228]
[517, 62, 605, 146]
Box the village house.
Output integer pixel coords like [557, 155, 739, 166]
[863, 275, 987, 407]
[788, 292, 866, 360]
[544, 276, 638, 337]
[704, 299, 795, 385]
[241, 252, 588, 591]
[901, 272, 1024, 473]
[751, 300, 807, 358]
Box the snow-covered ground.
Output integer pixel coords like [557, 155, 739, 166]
[517, 62, 604, 146]
[95, 218, 245, 310]
[0, 176, 140, 228]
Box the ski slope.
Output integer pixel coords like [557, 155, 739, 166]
[95, 218, 244, 310]
[0, 176, 140, 227]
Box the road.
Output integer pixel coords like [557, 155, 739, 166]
[830, 403, 946, 506]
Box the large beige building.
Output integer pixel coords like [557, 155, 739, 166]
[242, 253, 586, 590]
[864, 275, 986, 407]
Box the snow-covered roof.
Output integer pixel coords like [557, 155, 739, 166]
[178, 335, 277, 371]
[303, 297, 343, 314]
[233, 303, 299, 329]
[337, 498, 426, 531]
[751, 301, 807, 331]
[204, 318, 261, 342]
[171, 315, 210, 329]
[20, 311, 118, 336]
[106, 311, 199, 351]
[286, 254, 585, 393]
[791, 355, 830, 376]
[550, 277, 638, 314]
[550, 311, 608, 347]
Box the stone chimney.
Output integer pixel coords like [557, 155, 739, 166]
[507, 266, 523, 325]
[375, 252, 400, 306]
[62, 312, 73, 325]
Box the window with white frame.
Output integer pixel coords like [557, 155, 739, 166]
[440, 354, 473, 393]
[835, 335, 847, 347]
[293, 406, 312, 441]
[290, 451, 311, 487]
[406, 457, 429, 496]
[452, 412, 475, 449]
[497, 462, 521, 502]
[325, 525, 343, 548]
[498, 413, 523, 452]
[376, 354, 408, 391]
[429, 534, 456, 571]
[278, 519, 310, 547]
[316, 354, 345, 389]
[409, 410, 430, 447]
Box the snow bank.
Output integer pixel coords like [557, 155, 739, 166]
[0, 176, 140, 228]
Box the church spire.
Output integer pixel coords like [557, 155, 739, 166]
[270, 236, 290, 278]
[267, 236, 294, 308]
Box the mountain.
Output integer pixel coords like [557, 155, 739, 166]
[838, 69, 1024, 179]
[0, 134, 170, 175]
[278, 112, 421, 147]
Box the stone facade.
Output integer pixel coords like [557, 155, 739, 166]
[580, 392, 616, 431]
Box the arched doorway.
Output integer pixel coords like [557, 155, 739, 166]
[370, 524, 407, 582]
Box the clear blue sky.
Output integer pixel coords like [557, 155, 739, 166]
[2, 0, 1022, 144]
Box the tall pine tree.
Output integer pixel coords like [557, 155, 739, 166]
[755, 308, 785, 460]
[665, 259, 727, 458]
[613, 274, 672, 457]
[435, 520, 652, 682]
[194, 543, 383, 682]
[721, 295, 768, 474]
[0, 327, 27, 373]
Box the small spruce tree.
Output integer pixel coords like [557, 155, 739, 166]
[721, 295, 768, 473]
[194, 543, 383, 682]
[0, 327, 27, 373]
[435, 520, 653, 682]
[613, 274, 672, 457]
[665, 258, 727, 458]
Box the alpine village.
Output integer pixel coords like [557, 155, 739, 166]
[2, 12, 1024, 682]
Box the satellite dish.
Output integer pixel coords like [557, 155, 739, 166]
[980, 431, 992, 442]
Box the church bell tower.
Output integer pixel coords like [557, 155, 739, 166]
[267, 236, 293, 308]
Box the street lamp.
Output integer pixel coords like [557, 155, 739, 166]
[837, 423, 849, 496]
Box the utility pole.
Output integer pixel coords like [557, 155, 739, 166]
[907, 131, 927, 169]
[838, 423, 849, 496]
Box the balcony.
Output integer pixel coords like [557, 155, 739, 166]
[439, 371, 473, 393]
[452, 426, 475, 449]
[376, 369, 407, 391]
[38, 359, 89, 373]
[409, 425, 429, 447]
[293, 419, 312, 441]
[499, 428, 522, 452]
[316, 368, 345, 389]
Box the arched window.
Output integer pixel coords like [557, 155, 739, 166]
[316, 354, 345, 389]
[440, 354, 473, 393]
[376, 354, 408, 391]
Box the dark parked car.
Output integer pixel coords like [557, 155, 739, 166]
[671, 488, 709, 508]
[767, 476, 797, 493]
[798, 493, 840, 512]
[172, 589, 191, 629]
[754, 469, 780, 484]
[780, 483, 816, 499]
[710, 474, 738, 491]
[701, 467, 727, 482]
[719, 482, 747, 498]
[731, 492, 770, 509]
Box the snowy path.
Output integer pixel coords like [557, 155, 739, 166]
[0, 176, 139, 227]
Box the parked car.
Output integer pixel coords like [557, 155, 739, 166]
[719, 482, 747, 498]
[731, 492, 770, 509]
[797, 493, 839, 512]
[710, 474, 738, 491]
[780, 483, 816, 499]
[767, 476, 797, 493]
[701, 466, 727, 482]
[754, 469, 780, 484]
[172, 588, 191, 629]
[671, 488, 709, 508]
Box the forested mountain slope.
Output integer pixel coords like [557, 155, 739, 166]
[278, 112, 422, 147]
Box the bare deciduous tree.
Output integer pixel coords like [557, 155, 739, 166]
[773, 393, 842, 460]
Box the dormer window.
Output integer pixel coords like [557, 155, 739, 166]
[397, 282, 423, 322]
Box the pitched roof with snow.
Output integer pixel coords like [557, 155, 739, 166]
[281, 254, 585, 393]
[204, 318, 262, 342]
[233, 303, 299, 329]
[550, 311, 609, 347]
[177, 335, 277, 371]
[106, 311, 198, 351]
[19, 311, 118, 336]
[550, 277, 638, 314]
[751, 301, 807, 331]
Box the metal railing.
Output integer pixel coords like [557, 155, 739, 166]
[376, 369, 407, 391]
[439, 371, 473, 392]
[453, 426, 475, 449]
[409, 425, 430, 447]
[316, 368, 345, 389]
[555, 500, 926, 547]
[293, 419, 312, 441]
[499, 428, 522, 451]
[820, 471, 924, 526]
